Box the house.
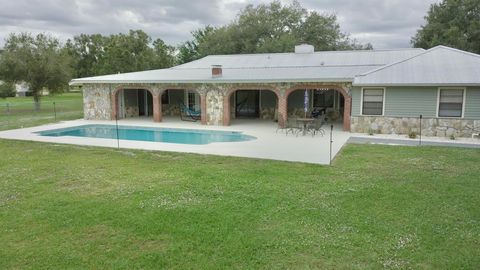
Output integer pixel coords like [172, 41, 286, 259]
[15, 82, 29, 97]
[70, 45, 480, 137]
[0, 81, 30, 97]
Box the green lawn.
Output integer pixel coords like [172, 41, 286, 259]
[0, 140, 479, 269]
[0, 92, 83, 131]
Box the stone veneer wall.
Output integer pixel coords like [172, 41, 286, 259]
[351, 116, 480, 137]
[205, 89, 224, 125]
[83, 85, 112, 120]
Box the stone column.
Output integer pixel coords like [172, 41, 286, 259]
[153, 94, 162, 122]
[110, 89, 118, 120]
[343, 96, 352, 131]
[203, 87, 225, 126]
[200, 94, 207, 125]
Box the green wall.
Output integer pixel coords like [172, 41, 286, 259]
[465, 87, 480, 119]
[352, 86, 480, 119]
[384, 87, 437, 118]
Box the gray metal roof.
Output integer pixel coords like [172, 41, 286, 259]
[353, 46, 480, 86]
[70, 48, 424, 85]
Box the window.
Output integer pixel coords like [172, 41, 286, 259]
[313, 90, 334, 107]
[362, 88, 384, 115]
[438, 88, 464, 117]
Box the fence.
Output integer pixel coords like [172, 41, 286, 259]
[0, 99, 83, 131]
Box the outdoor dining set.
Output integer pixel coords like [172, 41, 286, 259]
[277, 114, 326, 137]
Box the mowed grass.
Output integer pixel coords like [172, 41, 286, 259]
[0, 140, 479, 269]
[0, 92, 83, 131]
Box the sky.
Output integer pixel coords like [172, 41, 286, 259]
[0, 0, 441, 49]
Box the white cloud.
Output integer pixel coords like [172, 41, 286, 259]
[0, 0, 441, 49]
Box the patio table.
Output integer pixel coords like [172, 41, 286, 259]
[296, 118, 315, 136]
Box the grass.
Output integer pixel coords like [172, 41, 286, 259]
[0, 140, 479, 269]
[0, 92, 83, 131]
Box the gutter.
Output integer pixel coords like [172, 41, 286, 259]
[69, 78, 355, 86]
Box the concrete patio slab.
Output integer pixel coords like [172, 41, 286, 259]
[0, 117, 351, 165]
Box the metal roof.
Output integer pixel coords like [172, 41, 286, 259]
[353, 46, 480, 86]
[70, 48, 424, 85]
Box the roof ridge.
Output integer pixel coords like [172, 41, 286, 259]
[355, 46, 440, 77]
[356, 45, 480, 78]
[197, 48, 424, 58]
[433, 45, 480, 58]
[174, 64, 384, 70]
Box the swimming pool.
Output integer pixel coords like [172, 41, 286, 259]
[37, 125, 256, 145]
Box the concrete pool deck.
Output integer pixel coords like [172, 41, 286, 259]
[0, 118, 351, 164]
[1, 118, 478, 164]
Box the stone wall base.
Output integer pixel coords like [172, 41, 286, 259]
[351, 116, 480, 137]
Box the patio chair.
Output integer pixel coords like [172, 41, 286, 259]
[179, 103, 201, 122]
[307, 115, 326, 136]
[276, 118, 300, 135]
[286, 118, 303, 136]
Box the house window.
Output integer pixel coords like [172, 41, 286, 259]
[313, 90, 334, 107]
[362, 88, 384, 115]
[438, 88, 464, 117]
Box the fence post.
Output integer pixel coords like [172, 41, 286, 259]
[115, 112, 120, 149]
[329, 124, 333, 165]
[419, 114, 422, 146]
[6, 103, 10, 115]
[53, 102, 57, 121]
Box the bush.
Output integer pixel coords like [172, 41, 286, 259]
[408, 131, 417, 139]
[0, 82, 16, 98]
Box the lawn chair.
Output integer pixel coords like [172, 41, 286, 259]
[179, 103, 201, 122]
[307, 114, 326, 136]
[276, 118, 300, 135]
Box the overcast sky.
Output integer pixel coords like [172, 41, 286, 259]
[0, 0, 441, 49]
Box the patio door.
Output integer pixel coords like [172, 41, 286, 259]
[137, 89, 153, 116]
[235, 90, 259, 118]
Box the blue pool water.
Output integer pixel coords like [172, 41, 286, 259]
[37, 125, 256, 145]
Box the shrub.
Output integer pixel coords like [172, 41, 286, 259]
[408, 131, 417, 139]
[0, 81, 16, 98]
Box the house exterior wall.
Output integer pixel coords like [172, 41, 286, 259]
[83, 84, 112, 120]
[81, 82, 352, 130]
[351, 86, 480, 137]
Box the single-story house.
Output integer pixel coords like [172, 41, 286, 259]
[70, 44, 480, 137]
[15, 82, 29, 97]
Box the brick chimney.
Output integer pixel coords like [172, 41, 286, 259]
[212, 65, 222, 78]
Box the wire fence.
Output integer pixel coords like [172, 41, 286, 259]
[0, 99, 83, 131]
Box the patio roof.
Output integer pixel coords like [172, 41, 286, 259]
[70, 48, 424, 85]
[353, 46, 480, 86]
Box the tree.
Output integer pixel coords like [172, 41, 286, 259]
[412, 0, 480, 53]
[64, 34, 107, 78]
[178, 26, 215, 63]
[152, 38, 176, 68]
[177, 1, 371, 63]
[0, 33, 72, 110]
[65, 30, 176, 77]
